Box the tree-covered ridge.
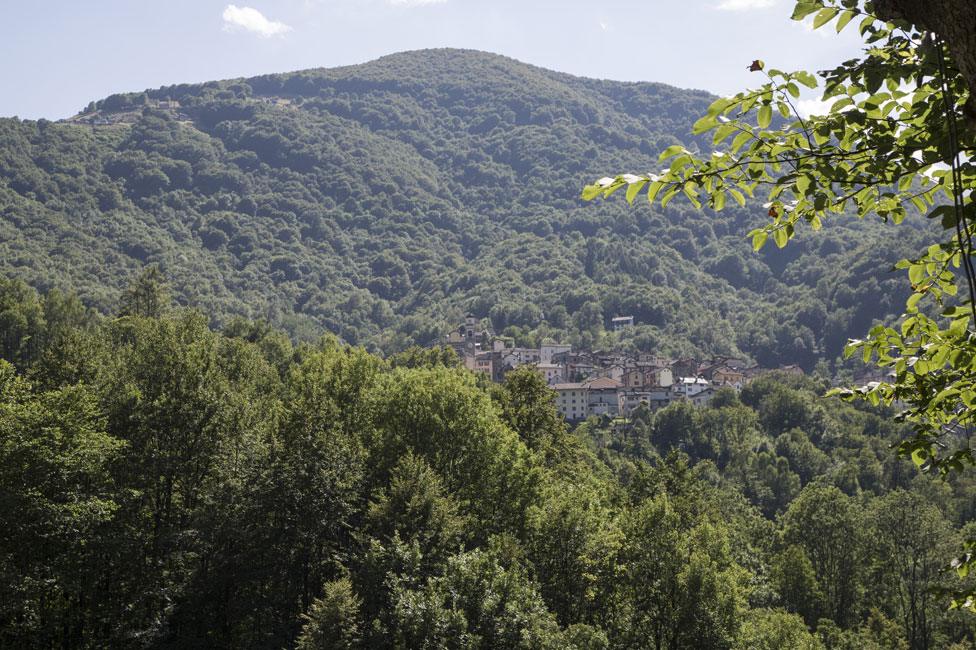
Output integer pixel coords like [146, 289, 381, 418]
[0, 49, 932, 367]
[1, 275, 974, 648]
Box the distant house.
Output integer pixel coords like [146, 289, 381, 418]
[672, 376, 711, 399]
[710, 366, 746, 390]
[644, 366, 674, 388]
[474, 352, 494, 378]
[618, 388, 673, 417]
[502, 347, 541, 367]
[611, 316, 635, 331]
[540, 341, 571, 365]
[444, 314, 492, 368]
[638, 354, 671, 367]
[642, 388, 673, 410]
[689, 387, 716, 407]
[671, 357, 699, 379]
[598, 363, 628, 382]
[553, 383, 587, 421]
[534, 362, 564, 385]
[567, 362, 595, 382]
[585, 376, 623, 417]
[622, 368, 646, 389]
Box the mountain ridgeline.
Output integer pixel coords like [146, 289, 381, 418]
[0, 49, 926, 367]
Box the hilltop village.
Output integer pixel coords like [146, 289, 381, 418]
[444, 315, 802, 422]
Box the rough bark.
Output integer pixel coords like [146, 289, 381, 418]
[875, 0, 976, 120]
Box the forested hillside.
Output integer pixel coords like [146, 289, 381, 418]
[2, 277, 974, 648]
[0, 49, 932, 368]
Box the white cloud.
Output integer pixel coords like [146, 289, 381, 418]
[222, 5, 292, 38]
[388, 0, 448, 6]
[795, 98, 831, 118]
[598, 19, 610, 31]
[715, 0, 775, 10]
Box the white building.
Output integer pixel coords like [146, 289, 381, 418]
[553, 383, 587, 421]
[611, 316, 635, 330]
[673, 376, 711, 399]
[540, 341, 572, 365]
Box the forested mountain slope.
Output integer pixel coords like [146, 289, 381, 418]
[0, 49, 931, 366]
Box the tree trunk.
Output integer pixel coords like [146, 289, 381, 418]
[875, 0, 976, 120]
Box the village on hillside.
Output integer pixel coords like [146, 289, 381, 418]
[443, 315, 804, 422]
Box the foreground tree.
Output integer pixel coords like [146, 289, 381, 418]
[584, 0, 976, 607]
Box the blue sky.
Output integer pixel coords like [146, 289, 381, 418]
[1, 0, 865, 120]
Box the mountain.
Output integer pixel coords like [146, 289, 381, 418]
[0, 49, 928, 367]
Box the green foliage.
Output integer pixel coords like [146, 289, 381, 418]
[118, 264, 171, 318]
[736, 609, 823, 650]
[0, 364, 123, 646]
[0, 285, 974, 647]
[297, 578, 364, 650]
[493, 365, 569, 456]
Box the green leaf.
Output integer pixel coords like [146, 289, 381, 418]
[709, 188, 725, 210]
[858, 15, 874, 35]
[794, 71, 818, 89]
[911, 446, 928, 467]
[659, 145, 686, 161]
[660, 187, 680, 208]
[752, 230, 768, 251]
[795, 175, 811, 196]
[790, 1, 820, 20]
[772, 227, 789, 248]
[835, 9, 855, 32]
[712, 123, 737, 145]
[729, 188, 746, 207]
[906, 292, 922, 311]
[625, 179, 647, 204]
[731, 131, 753, 153]
[949, 316, 970, 337]
[692, 115, 717, 135]
[908, 264, 925, 284]
[758, 104, 773, 129]
[813, 7, 839, 29]
[581, 184, 603, 201]
[646, 180, 665, 203]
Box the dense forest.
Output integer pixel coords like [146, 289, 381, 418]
[0, 49, 936, 369]
[1, 273, 975, 649]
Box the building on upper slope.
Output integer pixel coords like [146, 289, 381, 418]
[611, 316, 634, 331]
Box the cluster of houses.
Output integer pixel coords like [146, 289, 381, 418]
[444, 315, 800, 422]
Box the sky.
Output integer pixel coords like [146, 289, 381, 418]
[0, 0, 867, 120]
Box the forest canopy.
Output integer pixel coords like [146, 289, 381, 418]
[0, 275, 974, 648]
